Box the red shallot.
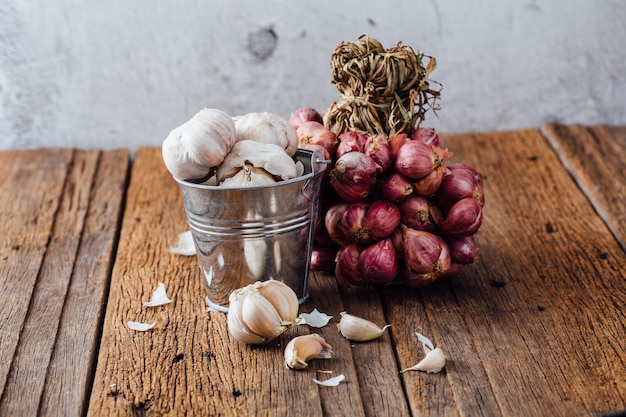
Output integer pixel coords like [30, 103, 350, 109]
[329, 152, 378, 202]
[289, 107, 324, 130]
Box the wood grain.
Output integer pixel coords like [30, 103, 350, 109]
[383, 129, 626, 417]
[40, 149, 129, 416]
[0, 149, 74, 404]
[86, 148, 359, 416]
[0, 149, 128, 416]
[542, 123, 626, 252]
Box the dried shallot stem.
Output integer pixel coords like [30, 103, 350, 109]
[325, 34, 441, 137]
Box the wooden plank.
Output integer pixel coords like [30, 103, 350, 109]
[336, 283, 411, 417]
[0, 148, 73, 402]
[0, 149, 129, 416]
[541, 123, 626, 252]
[86, 147, 408, 416]
[40, 149, 129, 416]
[383, 129, 626, 416]
[86, 148, 355, 416]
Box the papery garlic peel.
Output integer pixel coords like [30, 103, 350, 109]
[216, 140, 300, 184]
[401, 332, 446, 373]
[227, 280, 299, 345]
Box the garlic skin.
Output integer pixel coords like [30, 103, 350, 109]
[401, 332, 446, 374]
[219, 164, 277, 187]
[162, 108, 236, 181]
[284, 334, 333, 370]
[337, 312, 391, 342]
[408, 347, 446, 373]
[216, 140, 300, 184]
[227, 280, 299, 345]
[233, 112, 298, 156]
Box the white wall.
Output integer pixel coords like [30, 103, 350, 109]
[1, 0, 625, 151]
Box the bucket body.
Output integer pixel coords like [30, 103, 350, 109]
[176, 149, 328, 312]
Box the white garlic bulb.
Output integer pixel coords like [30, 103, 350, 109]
[233, 112, 298, 156]
[337, 312, 391, 342]
[227, 280, 299, 345]
[216, 140, 300, 184]
[162, 108, 236, 181]
[284, 334, 333, 370]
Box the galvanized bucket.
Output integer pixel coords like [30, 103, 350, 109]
[176, 148, 328, 312]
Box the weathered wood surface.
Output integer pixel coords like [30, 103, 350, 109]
[1, 125, 625, 417]
[86, 128, 626, 417]
[384, 129, 626, 417]
[0, 149, 128, 416]
[542, 123, 626, 252]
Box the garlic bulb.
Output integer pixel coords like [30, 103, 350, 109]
[233, 112, 298, 156]
[216, 140, 300, 184]
[162, 108, 236, 181]
[337, 312, 391, 342]
[284, 334, 333, 369]
[227, 280, 299, 345]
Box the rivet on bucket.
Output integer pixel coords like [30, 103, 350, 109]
[176, 149, 328, 312]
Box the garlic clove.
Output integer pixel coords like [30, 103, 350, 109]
[227, 280, 300, 345]
[227, 287, 268, 344]
[337, 312, 391, 342]
[241, 291, 286, 341]
[284, 334, 333, 370]
[255, 280, 299, 323]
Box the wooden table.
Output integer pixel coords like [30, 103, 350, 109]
[1, 124, 625, 417]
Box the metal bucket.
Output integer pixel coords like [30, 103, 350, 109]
[176, 149, 328, 312]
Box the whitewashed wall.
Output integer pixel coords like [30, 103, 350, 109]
[1, 0, 625, 151]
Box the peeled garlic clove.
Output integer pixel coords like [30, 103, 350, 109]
[255, 280, 299, 323]
[337, 312, 390, 342]
[216, 140, 299, 183]
[227, 280, 300, 345]
[233, 112, 298, 156]
[284, 334, 333, 370]
[162, 108, 236, 181]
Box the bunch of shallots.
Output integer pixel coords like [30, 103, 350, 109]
[290, 108, 485, 289]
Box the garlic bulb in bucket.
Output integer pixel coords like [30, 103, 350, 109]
[162, 108, 236, 181]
